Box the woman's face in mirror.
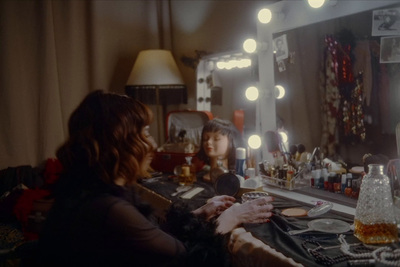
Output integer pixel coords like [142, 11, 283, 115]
[202, 131, 229, 160]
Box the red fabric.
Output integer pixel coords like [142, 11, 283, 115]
[13, 189, 51, 239]
[44, 158, 63, 185]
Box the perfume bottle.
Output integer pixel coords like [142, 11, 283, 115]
[179, 157, 195, 186]
[354, 164, 398, 244]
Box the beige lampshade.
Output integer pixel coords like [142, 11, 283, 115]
[127, 49, 184, 86]
[125, 49, 187, 106]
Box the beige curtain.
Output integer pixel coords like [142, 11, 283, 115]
[0, 0, 161, 169]
[0, 0, 277, 169]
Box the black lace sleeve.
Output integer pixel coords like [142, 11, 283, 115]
[161, 202, 231, 267]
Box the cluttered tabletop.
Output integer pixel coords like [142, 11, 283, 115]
[138, 172, 400, 266]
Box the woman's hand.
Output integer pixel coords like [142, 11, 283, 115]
[192, 195, 236, 220]
[216, 196, 274, 234]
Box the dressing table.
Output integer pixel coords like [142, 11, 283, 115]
[134, 174, 399, 267]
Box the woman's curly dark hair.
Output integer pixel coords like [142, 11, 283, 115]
[56, 90, 153, 186]
[196, 118, 244, 170]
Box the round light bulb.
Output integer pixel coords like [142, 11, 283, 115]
[258, 8, 272, 24]
[245, 86, 259, 101]
[248, 135, 262, 149]
[278, 131, 288, 143]
[275, 85, 285, 99]
[307, 0, 325, 8]
[243, 38, 257, 54]
[216, 61, 225, 69]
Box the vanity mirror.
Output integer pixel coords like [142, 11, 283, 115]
[258, 1, 400, 165]
[196, 52, 258, 139]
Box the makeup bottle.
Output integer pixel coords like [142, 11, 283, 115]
[341, 174, 347, 193]
[321, 168, 329, 190]
[351, 178, 361, 199]
[310, 169, 316, 188]
[345, 176, 353, 197]
[334, 174, 342, 193]
[328, 172, 336, 192]
[315, 169, 322, 189]
[235, 147, 246, 177]
[286, 168, 294, 190]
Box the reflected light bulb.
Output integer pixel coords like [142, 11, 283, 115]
[243, 38, 257, 53]
[307, 0, 325, 8]
[248, 135, 262, 149]
[275, 85, 285, 99]
[216, 61, 225, 69]
[278, 131, 288, 143]
[245, 86, 259, 101]
[258, 8, 272, 24]
[238, 58, 251, 68]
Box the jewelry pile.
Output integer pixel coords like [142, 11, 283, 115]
[302, 234, 400, 266]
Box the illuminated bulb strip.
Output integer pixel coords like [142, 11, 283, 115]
[216, 58, 251, 70]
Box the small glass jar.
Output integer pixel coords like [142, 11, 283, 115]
[354, 164, 398, 244]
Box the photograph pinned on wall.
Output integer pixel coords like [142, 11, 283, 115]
[380, 36, 400, 63]
[273, 34, 288, 62]
[372, 7, 400, 36]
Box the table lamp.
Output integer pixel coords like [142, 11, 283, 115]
[125, 50, 187, 144]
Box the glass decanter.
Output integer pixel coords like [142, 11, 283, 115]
[354, 164, 398, 244]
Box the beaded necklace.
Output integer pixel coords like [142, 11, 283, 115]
[302, 234, 400, 266]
